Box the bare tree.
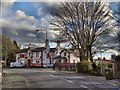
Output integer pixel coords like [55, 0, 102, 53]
[50, 2, 115, 62]
[98, 2, 120, 55]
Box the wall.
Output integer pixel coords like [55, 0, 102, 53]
[61, 50, 69, 63]
[32, 52, 41, 64]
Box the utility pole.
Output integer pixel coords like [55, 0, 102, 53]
[36, 29, 49, 68]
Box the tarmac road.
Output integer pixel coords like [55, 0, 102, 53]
[2, 68, 120, 90]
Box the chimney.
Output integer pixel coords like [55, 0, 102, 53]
[45, 39, 49, 47]
[19, 44, 24, 49]
[56, 40, 61, 55]
[28, 43, 32, 49]
[44, 30, 49, 48]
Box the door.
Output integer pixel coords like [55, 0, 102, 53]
[28, 59, 31, 67]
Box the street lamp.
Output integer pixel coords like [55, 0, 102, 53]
[36, 29, 48, 68]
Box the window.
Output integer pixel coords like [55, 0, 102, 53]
[64, 52, 66, 56]
[36, 60, 39, 63]
[73, 60, 75, 63]
[36, 52, 39, 57]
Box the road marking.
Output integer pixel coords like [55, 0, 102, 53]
[60, 77, 73, 83]
[81, 85, 88, 88]
[49, 74, 57, 77]
[66, 76, 85, 79]
[64, 79, 73, 83]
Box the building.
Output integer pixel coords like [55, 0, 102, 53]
[94, 59, 112, 65]
[15, 39, 80, 67]
[59, 49, 80, 63]
[15, 37, 57, 67]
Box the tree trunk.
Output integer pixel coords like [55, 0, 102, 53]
[89, 47, 93, 62]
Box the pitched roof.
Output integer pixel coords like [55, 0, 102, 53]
[95, 59, 111, 61]
[16, 48, 28, 53]
[60, 48, 74, 53]
[32, 47, 46, 52]
[53, 55, 67, 60]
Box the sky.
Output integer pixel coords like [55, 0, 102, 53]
[1, 1, 119, 59]
[1, 1, 59, 48]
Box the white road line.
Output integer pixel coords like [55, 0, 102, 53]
[81, 85, 88, 88]
[64, 79, 73, 83]
[49, 74, 57, 77]
[49, 74, 73, 83]
[60, 77, 73, 83]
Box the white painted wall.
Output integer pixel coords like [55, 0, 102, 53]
[61, 51, 69, 59]
[70, 53, 80, 63]
[32, 52, 41, 64]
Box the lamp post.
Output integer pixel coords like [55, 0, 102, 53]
[36, 29, 48, 68]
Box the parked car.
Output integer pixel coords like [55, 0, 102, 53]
[10, 62, 24, 68]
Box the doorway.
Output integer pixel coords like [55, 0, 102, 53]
[28, 59, 31, 67]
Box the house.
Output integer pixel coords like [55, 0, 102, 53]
[15, 38, 57, 67]
[53, 48, 80, 64]
[94, 59, 112, 65]
[15, 38, 80, 68]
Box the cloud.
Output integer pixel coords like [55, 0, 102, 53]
[14, 10, 39, 23]
[27, 33, 36, 37]
[23, 42, 45, 48]
[40, 17, 49, 26]
[1, 5, 57, 48]
[2, 2, 14, 16]
[37, 7, 45, 16]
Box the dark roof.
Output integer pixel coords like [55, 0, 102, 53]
[50, 48, 57, 52]
[53, 56, 67, 60]
[60, 48, 74, 53]
[32, 47, 46, 52]
[16, 48, 28, 53]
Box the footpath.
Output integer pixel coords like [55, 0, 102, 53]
[56, 70, 120, 86]
[0, 64, 2, 89]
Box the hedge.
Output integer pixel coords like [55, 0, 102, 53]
[77, 61, 92, 73]
[107, 63, 112, 68]
[115, 55, 120, 61]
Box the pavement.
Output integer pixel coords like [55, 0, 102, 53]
[2, 68, 120, 89]
[57, 70, 120, 86]
[0, 64, 2, 90]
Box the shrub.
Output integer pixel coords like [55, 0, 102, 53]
[107, 63, 112, 68]
[115, 55, 120, 61]
[77, 61, 92, 73]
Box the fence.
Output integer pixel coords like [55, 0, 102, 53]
[54, 63, 77, 71]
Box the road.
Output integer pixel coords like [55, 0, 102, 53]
[2, 68, 120, 90]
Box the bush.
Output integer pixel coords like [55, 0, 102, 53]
[77, 61, 92, 73]
[107, 63, 112, 68]
[115, 55, 120, 61]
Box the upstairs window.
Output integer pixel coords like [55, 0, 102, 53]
[64, 52, 66, 56]
[73, 60, 75, 63]
[36, 52, 39, 57]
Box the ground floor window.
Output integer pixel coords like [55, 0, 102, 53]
[32, 58, 41, 64]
